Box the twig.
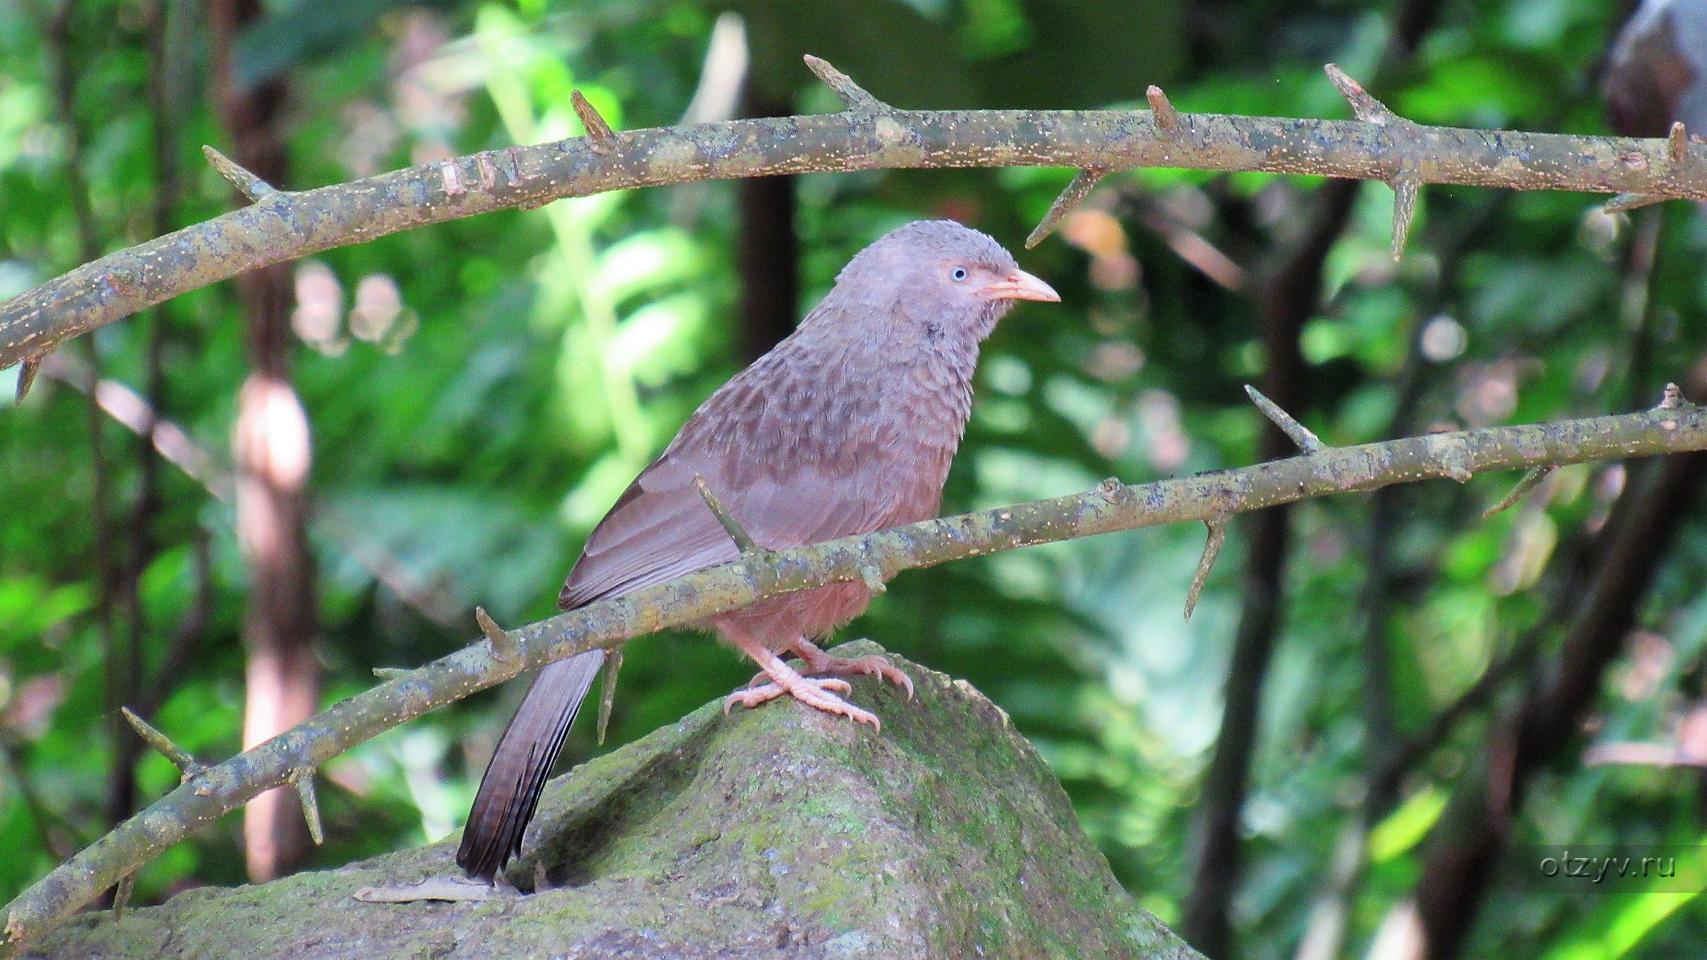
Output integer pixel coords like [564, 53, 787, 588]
[109, 875, 133, 920]
[289, 769, 323, 846]
[1324, 63, 1397, 124]
[596, 648, 622, 746]
[7, 67, 1707, 369]
[119, 707, 204, 780]
[1025, 168, 1106, 249]
[1183, 518, 1228, 620]
[1147, 85, 1181, 133]
[801, 54, 885, 113]
[1244, 385, 1324, 453]
[13, 358, 41, 402]
[1481, 465, 1556, 519]
[6, 403, 1707, 953]
[1323, 63, 1421, 259]
[201, 145, 276, 201]
[569, 90, 614, 149]
[474, 607, 517, 662]
[694, 475, 758, 554]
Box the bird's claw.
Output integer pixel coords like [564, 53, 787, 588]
[723, 675, 879, 732]
[831, 655, 915, 701]
[787, 649, 915, 701]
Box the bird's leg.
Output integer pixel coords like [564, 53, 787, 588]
[743, 637, 915, 699]
[786, 636, 915, 700]
[724, 633, 881, 731]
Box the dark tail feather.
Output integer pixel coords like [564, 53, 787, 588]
[457, 649, 605, 880]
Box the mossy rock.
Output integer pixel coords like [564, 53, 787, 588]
[29, 643, 1200, 959]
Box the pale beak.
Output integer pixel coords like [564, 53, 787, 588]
[981, 269, 1061, 303]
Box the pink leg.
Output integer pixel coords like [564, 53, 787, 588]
[723, 633, 882, 732]
[787, 637, 914, 701]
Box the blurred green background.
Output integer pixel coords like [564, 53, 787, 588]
[3, 0, 1706, 957]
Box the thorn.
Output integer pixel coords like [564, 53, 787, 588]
[371, 666, 411, 680]
[15, 355, 44, 402]
[201, 145, 276, 201]
[1603, 192, 1667, 214]
[801, 54, 884, 113]
[1146, 85, 1181, 133]
[120, 706, 205, 780]
[1025, 168, 1106, 249]
[475, 606, 517, 661]
[1658, 382, 1691, 410]
[570, 90, 615, 150]
[859, 563, 887, 595]
[597, 647, 623, 746]
[290, 768, 323, 845]
[1389, 177, 1420, 260]
[111, 874, 134, 920]
[1244, 385, 1324, 453]
[694, 475, 758, 554]
[1184, 519, 1228, 621]
[1670, 121, 1689, 163]
[1323, 63, 1397, 125]
[1481, 465, 1555, 519]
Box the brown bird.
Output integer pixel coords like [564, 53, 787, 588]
[457, 219, 1059, 880]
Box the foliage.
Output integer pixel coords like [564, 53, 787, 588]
[1, 1, 1704, 958]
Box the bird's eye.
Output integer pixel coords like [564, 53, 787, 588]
[950, 267, 969, 282]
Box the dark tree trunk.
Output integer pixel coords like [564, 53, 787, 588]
[736, 88, 798, 361]
[1180, 177, 1357, 959]
[1410, 445, 1706, 958]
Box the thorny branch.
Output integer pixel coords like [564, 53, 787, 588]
[5, 393, 1707, 953]
[4, 58, 1707, 375]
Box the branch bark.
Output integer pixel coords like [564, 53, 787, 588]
[6, 399, 1707, 955]
[4, 57, 1707, 370]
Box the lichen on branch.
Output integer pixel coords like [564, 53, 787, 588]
[4, 57, 1706, 372]
[5, 397, 1707, 955]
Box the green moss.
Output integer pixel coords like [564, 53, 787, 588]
[29, 644, 1200, 960]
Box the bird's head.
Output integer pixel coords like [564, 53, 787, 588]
[832, 219, 1059, 341]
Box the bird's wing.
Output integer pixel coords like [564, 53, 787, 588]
[557, 449, 889, 610]
[558, 352, 898, 611]
[557, 454, 740, 609]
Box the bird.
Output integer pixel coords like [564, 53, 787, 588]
[456, 219, 1060, 881]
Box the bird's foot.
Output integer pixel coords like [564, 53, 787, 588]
[724, 633, 886, 731]
[724, 674, 881, 730]
[742, 654, 913, 699]
[789, 637, 915, 700]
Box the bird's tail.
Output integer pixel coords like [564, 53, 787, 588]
[456, 649, 605, 880]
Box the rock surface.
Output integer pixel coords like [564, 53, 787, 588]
[29, 643, 1200, 959]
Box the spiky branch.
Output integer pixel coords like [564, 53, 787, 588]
[4, 58, 1707, 382]
[5, 390, 1707, 954]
